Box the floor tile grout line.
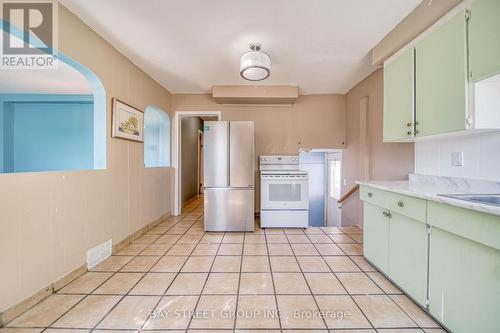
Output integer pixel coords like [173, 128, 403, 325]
[143, 201, 208, 332]
[324, 232, 432, 330]
[34, 215, 187, 333]
[185, 219, 225, 331]
[143, 243, 200, 327]
[9, 200, 438, 332]
[87, 202, 202, 333]
[339, 235, 429, 329]
[33, 292, 404, 297]
[263, 230, 283, 332]
[231, 230, 245, 331]
[302, 229, 377, 331]
[285, 229, 331, 330]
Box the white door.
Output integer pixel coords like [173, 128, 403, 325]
[326, 152, 342, 227]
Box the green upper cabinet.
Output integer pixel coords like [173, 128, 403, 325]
[469, 0, 500, 81]
[383, 48, 415, 142]
[415, 11, 468, 137]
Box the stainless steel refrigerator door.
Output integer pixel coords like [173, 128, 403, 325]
[204, 121, 229, 187]
[204, 188, 255, 232]
[229, 121, 255, 188]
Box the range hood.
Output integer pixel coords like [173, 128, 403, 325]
[212, 85, 299, 105]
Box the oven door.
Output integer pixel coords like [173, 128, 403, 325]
[260, 175, 309, 210]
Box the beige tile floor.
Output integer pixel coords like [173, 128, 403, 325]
[2, 197, 446, 333]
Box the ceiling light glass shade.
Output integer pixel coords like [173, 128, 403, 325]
[240, 44, 271, 81]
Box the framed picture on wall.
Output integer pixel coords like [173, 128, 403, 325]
[112, 98, 144, 142]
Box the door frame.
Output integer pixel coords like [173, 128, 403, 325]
[326, 151, 343, 227]
[298, 148, 343, 227]
[173, 111, 221, 216]
[197, 130, 204, 195]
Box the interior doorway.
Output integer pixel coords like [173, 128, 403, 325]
[173, 111, 221, 216]
[326, 152, 342, 227]
[197, 130, 204, 195]
[299, 149, 343, 227]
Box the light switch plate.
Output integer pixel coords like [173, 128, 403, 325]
[452, 152, 464, 166]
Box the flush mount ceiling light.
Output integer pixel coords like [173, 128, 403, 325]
[240, 43, 271, 81]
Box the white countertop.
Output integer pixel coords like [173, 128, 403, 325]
[356, 178, 500, 217]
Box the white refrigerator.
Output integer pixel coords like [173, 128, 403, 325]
[203, 121, 255, 231]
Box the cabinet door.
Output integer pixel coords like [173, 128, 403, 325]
[415, 11, 468, 136]
[429, 227, 500, 333]
[388, 212, 428, 306]
[363, 203, 389, 272]
[469, 0, 500, 81]
[383, 48, 415, 141]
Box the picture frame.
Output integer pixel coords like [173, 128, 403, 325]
[111, 98, 144, 142]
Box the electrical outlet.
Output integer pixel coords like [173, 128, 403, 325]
[452, 152, 464, 167]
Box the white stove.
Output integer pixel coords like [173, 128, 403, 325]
[259, 155, 309, 228]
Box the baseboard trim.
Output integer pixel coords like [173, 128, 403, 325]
[182, 195, 200, 207]
[53, 265, 88, 292]
[0, 211, 171, 327]
[0, 264, 85, 326]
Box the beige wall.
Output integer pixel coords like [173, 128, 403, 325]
[0, 6, 173, 313]
[342, 69, 414, 226]
[173, 93, 346, 210]
[181, 117, 203, 203]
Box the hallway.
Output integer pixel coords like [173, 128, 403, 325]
[3, 198, 442, 332]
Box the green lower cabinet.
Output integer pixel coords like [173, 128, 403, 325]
[388, 212, 428, 306]
[363, 203, 389, 272]
[428, 227, 500, 333]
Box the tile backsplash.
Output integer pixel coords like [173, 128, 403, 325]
[415, 132, 500, 181]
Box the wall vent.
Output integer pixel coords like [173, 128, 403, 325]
[86, 239, 112, 269]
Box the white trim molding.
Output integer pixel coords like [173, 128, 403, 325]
[173, 111, 222, 215]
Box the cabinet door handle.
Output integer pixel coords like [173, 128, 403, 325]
[368, 192, 373, 198]
[414, 130, 420, 135]
[397, 200, 404, 208]
[382, 211, 388, 217]
[387, 212, 392, 219]
[407, 122, 412, 127]
[407, 131, 413, 136]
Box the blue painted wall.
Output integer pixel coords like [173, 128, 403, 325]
[0, 94, 94, 173]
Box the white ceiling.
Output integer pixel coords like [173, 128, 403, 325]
[59, 0, 420, 94]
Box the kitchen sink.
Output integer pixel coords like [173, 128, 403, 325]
[438, 194, 500, 207]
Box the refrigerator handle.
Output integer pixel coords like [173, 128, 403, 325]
[227, 122, 231, 187]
